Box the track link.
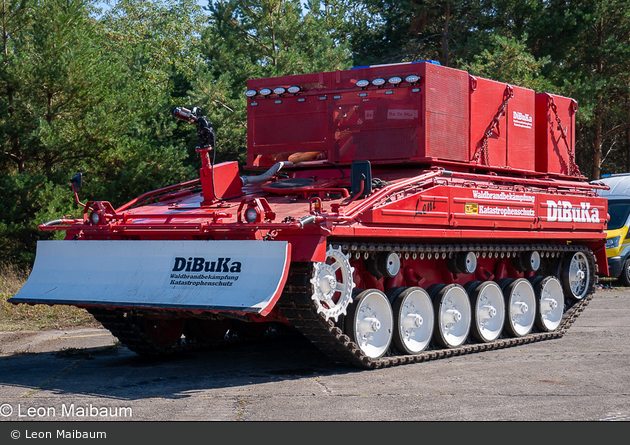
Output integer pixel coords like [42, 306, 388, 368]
[87, 308, 287, 355]
[86, 309, 188, 355]
[276, 242, 596, 369]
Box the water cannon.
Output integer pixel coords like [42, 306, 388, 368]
[173, 106, 215, 150]
[173, 106, 201, 123]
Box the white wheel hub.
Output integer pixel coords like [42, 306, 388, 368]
[433, 284, 471, 348]
[534, 276, 564, 332]
[359, 310, 381, 334]
[443, 305, 462, 326]
[391, 287, 434, 354]
[478, 302, 497, 320]
[574, 270, 585, 281]
[469, 281, 505, 343]
[310, 246, 355, 321]
[346, 289, 394, 358]
[504, 279, 535, 337]
[401, 310, 423, 332]
[512, 301, 529, 316]
[542, 297, 557, 312]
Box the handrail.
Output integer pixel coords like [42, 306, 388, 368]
[328, 170, 446, 222]
[115, 178, 201, 213]
[450, 170, 609, 191]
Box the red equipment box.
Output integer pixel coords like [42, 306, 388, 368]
[199, 161, 242, 204]
[247, 71, 331, 167]
[246, 62, 470, 167]
[535, 93, 578, 175]
[469, 76, 535, 170]
[246, 64, 570, 175]
[327, 63, 470, 165]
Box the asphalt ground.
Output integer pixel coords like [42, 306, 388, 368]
[0, 286, 628, 425]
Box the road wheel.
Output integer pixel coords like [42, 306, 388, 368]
[345, 289, 394, 359]
[389, 287, 434, 354]
[531, 276, 564, 332]
[430, 284, 471, 348]
[501, 278, 535, 337]
[561, 251, 592, 300]
[468, 281, 505, 343]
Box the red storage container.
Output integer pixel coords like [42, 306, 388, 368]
[469, 76, 535, 170]
[328, 63, 470, 164]
[246, 63, 470, 167]
[535, 93, 578, 175]
[247, 71, 333, 167]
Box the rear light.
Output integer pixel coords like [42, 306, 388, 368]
[356, 79, 369, 88]
[273, 87, 286, 95]
[90, 212, 100, 225]
[245, 89, 257, 98]
[259, 88, 272, 97]
[388, 76, 402, 86]
[238, 198, 275, 224]
[405, 75, 420, 84]
[310, 197, 323, 214]
[245, 207, 259, 223]
[287, 86, 301, 94]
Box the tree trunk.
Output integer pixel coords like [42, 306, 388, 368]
[592, 100, 603, 180]
[592, 17, 605, 180]
[441, 1, 450, 67]
[2, 0, 7, 56]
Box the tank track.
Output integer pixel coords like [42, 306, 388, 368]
[276, 242, 597, 369]
[86, 309, 193, 355]
[86, 309, 284, 355]
[86, 241, 596, 368]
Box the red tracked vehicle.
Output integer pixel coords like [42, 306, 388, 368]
[11, 62, 609, 368]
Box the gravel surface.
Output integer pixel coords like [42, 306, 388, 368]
[0, 287, 628, 422]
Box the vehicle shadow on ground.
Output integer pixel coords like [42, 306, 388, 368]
[0, 332, 362, 401]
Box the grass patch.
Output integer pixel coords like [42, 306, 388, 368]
[0, 263, 99, 332]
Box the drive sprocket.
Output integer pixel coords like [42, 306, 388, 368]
[310, 246, 355, 321]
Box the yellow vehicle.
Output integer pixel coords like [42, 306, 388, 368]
[596, 173, 630, 285]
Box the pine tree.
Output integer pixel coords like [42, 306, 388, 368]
[0, 0, 127, 264]
[190, 0, 351, 164]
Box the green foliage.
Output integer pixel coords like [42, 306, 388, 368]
[190, 0, 351, 164]
[345, 0, 630, 179]
[0, 0, 204, 265]
[462, 33, 553, 92]
[0, 0, 355, 266]
[1, 0, 629, 268]
[1, 0, 117, 175]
